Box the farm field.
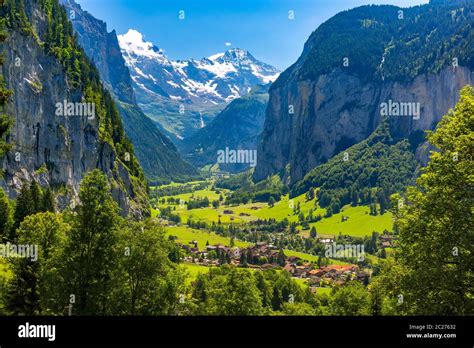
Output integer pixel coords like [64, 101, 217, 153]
[153, 183, 392, 239]
[160, 189, 226, 203]
[181, 263, 212, 284]
[166, 225, 250, 249]
[307, 205, 393, 238]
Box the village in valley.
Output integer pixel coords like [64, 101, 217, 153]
[153, 179, 398, 295]
[178, 239, 385, 291]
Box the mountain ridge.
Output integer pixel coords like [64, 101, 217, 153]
[60, 0, 199, 183]
[254, 1, 473, 185]
[118, 29, 280, 140]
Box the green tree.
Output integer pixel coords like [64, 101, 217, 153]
[282, 302, 318, 316]
[330, 282, 371, 316]
[0, 188, 11, 240]
[201, 266, 263, 315]
[268, 196, 275, 208]
[41, 187, 55, 212]
[29, 181, 42, 213]
[6, 212, 68, 315]
[13, 183, 33, 235]
[63, 170, 121, 315]
[373, 86, 474, 315]
[271, 285, 282, 311]
[112, 219, 182, 315]
[277, 248, 286, 267]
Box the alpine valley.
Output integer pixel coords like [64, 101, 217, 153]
[0, 0, 472, 320]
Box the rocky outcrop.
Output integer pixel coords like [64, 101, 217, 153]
[0, 0, 147, 217]
[255, 67, 473, 184]
[254, 1, 473, 184]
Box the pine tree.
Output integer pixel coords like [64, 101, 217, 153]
[277, 248, 286, 267]
[29, 181, 42, 213]
[13, 183, 33, 235]
[41, 187, 55, 212]
[271, 285, 282, 311]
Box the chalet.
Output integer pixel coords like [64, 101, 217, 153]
[294, 269, 307, 278]
[223, 210, 234, 214]
[287, 256, 301, 264]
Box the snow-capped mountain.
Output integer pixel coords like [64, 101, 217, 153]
[117, 29, 280, 140]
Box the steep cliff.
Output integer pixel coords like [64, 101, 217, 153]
[60, 0, 198, 183]
[0, 0, 148, 216]
[254, 1, 473, 184]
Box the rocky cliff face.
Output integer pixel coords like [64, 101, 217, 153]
[0, 0, 147, 216]
[254, 1, 473, 184]
[60, 0, 198, 182]
[255, 66, 473, 184]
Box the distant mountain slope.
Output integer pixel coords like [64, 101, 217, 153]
[118, 29, 280, 140]
[254, 0, 473, 184]
[61, 0, 198, 183]
[180, 84, 270, 172]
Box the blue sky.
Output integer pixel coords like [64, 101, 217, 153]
[76, 0, 429, 70]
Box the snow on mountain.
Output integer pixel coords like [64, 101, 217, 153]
[118, 29, 280, 105]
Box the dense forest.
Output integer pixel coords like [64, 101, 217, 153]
[273, 1, 473, 86]
[291, 120, 417, 216]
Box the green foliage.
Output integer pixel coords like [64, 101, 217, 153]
[0, 188, 12, 240]
[111, 220, 181, 315]
[62, 170, 122, 315]
[372, 86, 474, 315]
[12, 181, 56, 236]
[0, 14, 12, 160]
[1, 0, 32, 35]
[192, 266, 321, 315]
[274, 2, 473, 86]
[330, 281, 371, 315]
[12, 184, 33, 235]
[6, 212, 68, 315]
[2, 171, 188, 316]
